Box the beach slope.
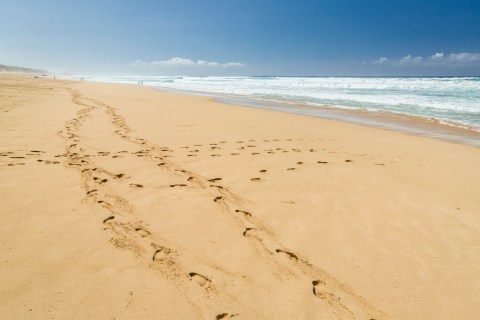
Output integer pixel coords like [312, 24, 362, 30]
[1, 75, 479, 319]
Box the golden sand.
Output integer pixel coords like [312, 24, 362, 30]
[1, 74, 479, 319]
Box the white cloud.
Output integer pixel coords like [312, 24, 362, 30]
[132, 57, 245, 68]
[374, 57, 389, 64]
[398, 55, 423, 65]
[198, 60, 221, 67]
[431, 52, 444, 60]
[151, 57, 195, 66]
[447, 52, 480, 63]
[372, 52, 480, 67]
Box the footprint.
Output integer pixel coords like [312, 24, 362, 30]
[103, 216, 115, 224]
[93, 177, 108, 184]
[216, 313, 229, 320]
[243, 228, 256, 237]
[187, 177, 194, 181]
[375, 163, 385, 166]
[317, 161, 328, 164]
[210, 185, 224, 189]
[345, 160, 353, 162]
[296, 162, 304, 165]
[97, 200, 112, 206]
[152, 246, 172, 262]
[170, 184, 187, 187]
[189, 272, 212, 288]
[286, 168, 296, 171]
[259, 169, 267, 173]
[158, 163, 166, 166]
[214, 196, 223, 202]
[235, 209, 252, 217]
[231, 153, 240, 156]
[86, 189, 97, 195]
[211, 154, 221, 157]
[208, 178, 222, 182]
[129, 183, 144, 189]
[252, 152, 259, 155]
[275, 249, 299, 261]
[250, 177, 261, 182]
[312, 280, 335, 300]
[97, 151, 110, 156]
[135, 228, 151, 238]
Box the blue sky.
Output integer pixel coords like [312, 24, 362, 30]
[1, 0, 479, 76]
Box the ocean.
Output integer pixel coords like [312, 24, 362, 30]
[91, 76, 480, 134]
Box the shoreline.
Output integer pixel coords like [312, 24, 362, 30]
[155, 85, 480, 147]
[77, 75, 480, 145]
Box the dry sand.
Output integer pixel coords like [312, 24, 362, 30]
[1, 74, 479, 319]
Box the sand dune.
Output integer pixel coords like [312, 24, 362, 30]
[1, 74, 479, 319]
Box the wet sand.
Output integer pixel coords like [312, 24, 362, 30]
[159, 86, 480, 147]
[1, 74, 480, 319]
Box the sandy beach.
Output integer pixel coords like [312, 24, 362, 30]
[1, 74, 480, 319]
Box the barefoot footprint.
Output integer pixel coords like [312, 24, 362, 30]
[312, 280, 335, 300]
[189, 272, 212, 289]
[152, 246, 172, 262]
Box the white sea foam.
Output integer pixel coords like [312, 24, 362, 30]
[91, 76, 480, 131]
